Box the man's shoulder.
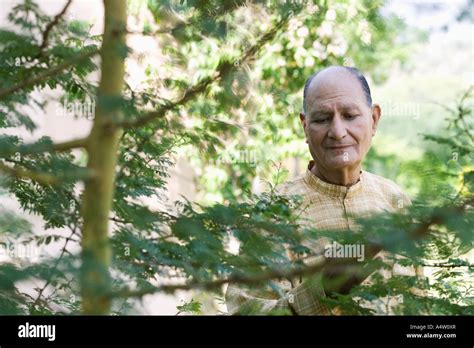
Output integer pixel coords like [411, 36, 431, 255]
[275, 173, 308, 197]
[363, 171, 412, 207]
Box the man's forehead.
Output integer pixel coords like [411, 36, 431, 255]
[305, 68, 367, 110]
[312, 101, 363, 112]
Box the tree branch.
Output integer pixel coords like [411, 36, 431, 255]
[35, 0, 74, 59]
[0, 137, 89, 158]
[411, 196, 474, 238]
[111, 258, 331, 298]
[115, 16, 289, 130]
[0, 161, 94, 185]
[0, 49, 99, 100]
[110, 197, 473, 299]
[421, 262, 473, 268]
[0, 162, 63, 185]
[50, 137, 89, 152]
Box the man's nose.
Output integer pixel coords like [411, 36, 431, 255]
[327, 114, 347, 140]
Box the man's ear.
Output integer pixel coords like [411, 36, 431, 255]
[300, 112, 308, 143]
[300, 112, 307, 129]
[371, 104, 381, 136]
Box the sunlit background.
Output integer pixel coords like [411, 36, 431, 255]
[0, 0, 472, 314]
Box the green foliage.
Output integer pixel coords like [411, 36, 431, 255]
[176, 298, 202, 315]
[0, 0, 471, 316]
[0, 0, 99, 130]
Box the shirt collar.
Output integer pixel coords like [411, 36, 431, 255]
[303, 161, 364, 199]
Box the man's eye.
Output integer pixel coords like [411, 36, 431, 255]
[345, 114, 359, 120]
[313, 118, 329, 123]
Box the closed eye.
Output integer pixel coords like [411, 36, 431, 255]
[344, 114, 359, 120]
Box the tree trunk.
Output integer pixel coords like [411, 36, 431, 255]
[80, 0, 127, 315]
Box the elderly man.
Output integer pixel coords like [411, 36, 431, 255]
[226, 66, 413, 315]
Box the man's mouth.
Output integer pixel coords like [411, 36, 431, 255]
[326, 144, 354, 150]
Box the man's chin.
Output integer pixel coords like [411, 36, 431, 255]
[323, 159, 358, 170]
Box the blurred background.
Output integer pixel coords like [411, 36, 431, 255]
[0, 0, 472, 314]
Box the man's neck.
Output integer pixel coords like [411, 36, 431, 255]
[311, 163, 361, 187]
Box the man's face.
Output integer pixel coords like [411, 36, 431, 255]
[300, 70, 381, 171]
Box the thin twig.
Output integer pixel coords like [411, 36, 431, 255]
[35, 0, 74, 59]
[32, 226, 78, 308]
[421, 263, 473, 268]
[456, 86, 473, 142]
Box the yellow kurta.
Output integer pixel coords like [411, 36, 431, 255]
[226, 161, 413, 315]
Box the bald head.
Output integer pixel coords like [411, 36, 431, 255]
[303, 66, 372, 114]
